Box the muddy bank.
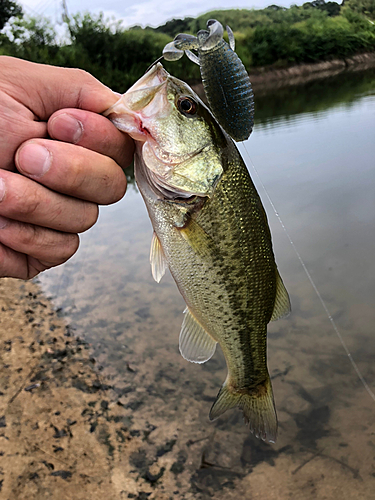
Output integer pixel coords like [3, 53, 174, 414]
[0, 278, 126, 499]
[3, 270, 375, 498]
[191, 52, 375, 97]
[0, 278, 189, 500]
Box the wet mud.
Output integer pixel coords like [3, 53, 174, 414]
[1, 278, 374, 499]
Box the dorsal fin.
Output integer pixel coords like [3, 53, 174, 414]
[179, 308, 217, 364]
[150, 232, 168, 283]
[270, 269, 291, 321]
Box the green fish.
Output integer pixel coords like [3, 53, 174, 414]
[104, 64, 290, 443]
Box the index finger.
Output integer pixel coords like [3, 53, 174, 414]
[48, 108, 134, 170]
[0, 56, 119, 119]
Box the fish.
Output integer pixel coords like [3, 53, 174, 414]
[161, 19, 254, 142]
[104, 63, 290, 443]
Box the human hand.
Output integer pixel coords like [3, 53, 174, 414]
[0, 56, 134, 279]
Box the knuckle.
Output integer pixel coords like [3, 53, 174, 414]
[67, 155, 87, 192]
[16, 187, 43, 218]
[69, 67, 93, 87]
[53, 233, 80, 264]
[76, 201, 98, 232]
[100, 163, 127, 205]
[18, 223, 40, 248]
[28, 227, 79, 266]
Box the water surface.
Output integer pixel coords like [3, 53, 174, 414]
[39, 68, 375, 499]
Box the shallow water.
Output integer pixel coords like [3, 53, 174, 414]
[39, 68, 375, 498]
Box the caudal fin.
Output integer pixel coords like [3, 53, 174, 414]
[209, 374, 278, 443]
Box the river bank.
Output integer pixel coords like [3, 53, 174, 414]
[0, 278, 186, 500]
[191, 52, 375, 97]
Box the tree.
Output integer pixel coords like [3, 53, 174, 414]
[342, 0, 375, 19]
[0, 0, 22, 31]
[154, 17, 194, 36]
[303, 0, 341, 17]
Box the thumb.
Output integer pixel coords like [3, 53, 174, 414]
[1, 56, 119, 120]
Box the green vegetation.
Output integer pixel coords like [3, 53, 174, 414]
[0, 1, 374, 92]
[0, 0, 22, 31]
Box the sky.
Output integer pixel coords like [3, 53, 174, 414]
[18, 0, 313, 29]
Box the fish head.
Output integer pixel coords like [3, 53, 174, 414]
[105, 63, 226, 198]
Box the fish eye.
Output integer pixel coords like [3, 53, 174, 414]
[177, 96, 197, 116]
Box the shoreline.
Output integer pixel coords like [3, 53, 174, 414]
[0, 277, 219, 500]
[0, 278, 175, 500]
[0, 278, 118, 499]
[191, 52, 375, 97]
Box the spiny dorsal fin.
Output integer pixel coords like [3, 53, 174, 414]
[270, 269, 291, 322]
[179, 308, 217, 364]
[150, 232, 167, 283]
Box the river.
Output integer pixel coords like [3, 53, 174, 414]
[39, 67, 375, 499]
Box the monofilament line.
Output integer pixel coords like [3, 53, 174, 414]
[242, 142, 375, 403]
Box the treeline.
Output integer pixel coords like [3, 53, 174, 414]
[0, 1, 374, 92]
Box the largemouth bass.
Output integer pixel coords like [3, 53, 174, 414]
[104, 64, 290, 443]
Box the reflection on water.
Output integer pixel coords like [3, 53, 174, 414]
[39, 69, 375, 498]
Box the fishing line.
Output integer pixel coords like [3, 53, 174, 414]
[241, 141, 375, 403]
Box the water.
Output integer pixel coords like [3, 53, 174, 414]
[39, 68, 375, 498]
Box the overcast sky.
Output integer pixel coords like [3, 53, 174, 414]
[19, 0, 317, 29]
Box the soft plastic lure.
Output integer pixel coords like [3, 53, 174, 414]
[162, 19, 254, 142]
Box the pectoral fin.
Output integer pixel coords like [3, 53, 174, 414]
[178, 217, 213, 258]
[150, 232, 168, 283]
[179, 308, 217, 364]
[270, 270, 291, 321]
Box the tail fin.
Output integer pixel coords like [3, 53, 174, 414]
[209, 374, 278, 443]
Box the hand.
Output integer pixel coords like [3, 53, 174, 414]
[0, 56, 134, 279]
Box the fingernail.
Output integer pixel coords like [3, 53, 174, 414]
[17, 143, 51, 178]
[0, 178, 5, 202]
[49, 113, 83, 144]
[0, 215, 9, 229]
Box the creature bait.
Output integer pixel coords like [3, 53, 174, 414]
[161, 19, 254, 142]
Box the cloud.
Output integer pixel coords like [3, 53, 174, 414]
[19, 0, 306, 29]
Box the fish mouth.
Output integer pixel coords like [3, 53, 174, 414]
[104, 63, 170, 141]
[106, 63, 208, 165]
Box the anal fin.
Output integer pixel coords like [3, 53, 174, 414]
[150, 231, 167, 283]
[179, 308, 217, 364]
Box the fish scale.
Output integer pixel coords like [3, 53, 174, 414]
[105, 63, 290, 443]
